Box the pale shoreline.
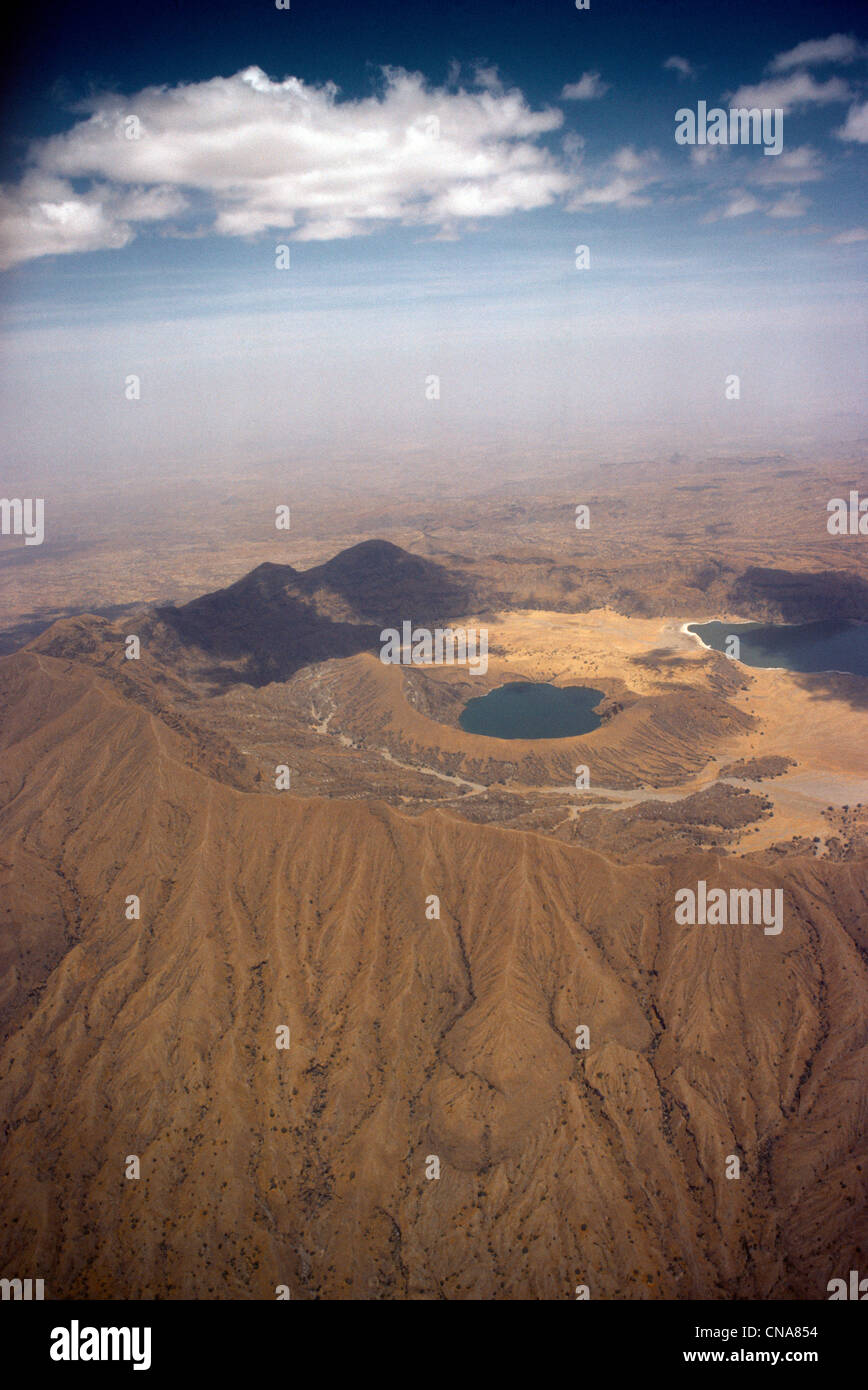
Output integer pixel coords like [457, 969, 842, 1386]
[677, 617, 863, 679]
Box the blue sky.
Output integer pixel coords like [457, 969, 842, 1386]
[1, 0, 866, 485]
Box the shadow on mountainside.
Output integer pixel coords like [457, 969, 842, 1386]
[153, 539, 477, 688]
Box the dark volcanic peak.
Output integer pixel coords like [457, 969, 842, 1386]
[315, 538, 408, 571]
[228, 560, 300, 593]
[149, 540, 474, 688]
[299, 538, 472, 619]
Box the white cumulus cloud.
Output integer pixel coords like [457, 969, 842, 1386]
[561, 72, 610, 100]
[566, 146, 661, 211]
[721, 192, 762, 218]
[0, 66, 570, 268]
[837, 100, 868, 142]
[728, 72, 853, 112]
[0, 173, 137, 267]
[830, 227, 868, 243]
[663, 56, 696, 80]
[767, 190, 810, 217]
[768, 34, 866, 73]
[751, 145, 825, 185]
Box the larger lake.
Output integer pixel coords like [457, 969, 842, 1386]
[688, 618, 868, 676]
[459, 682, 605, 739]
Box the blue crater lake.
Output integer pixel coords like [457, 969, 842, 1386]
[459, 682, 606, 739]
[688, 619, 868, 676]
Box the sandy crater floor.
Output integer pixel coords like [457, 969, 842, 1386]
[470, 608, 867, 849]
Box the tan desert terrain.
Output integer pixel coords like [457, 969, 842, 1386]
[0, 466, 866, 1300]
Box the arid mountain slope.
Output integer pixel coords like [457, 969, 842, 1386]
[0, 649, 865, 1299]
